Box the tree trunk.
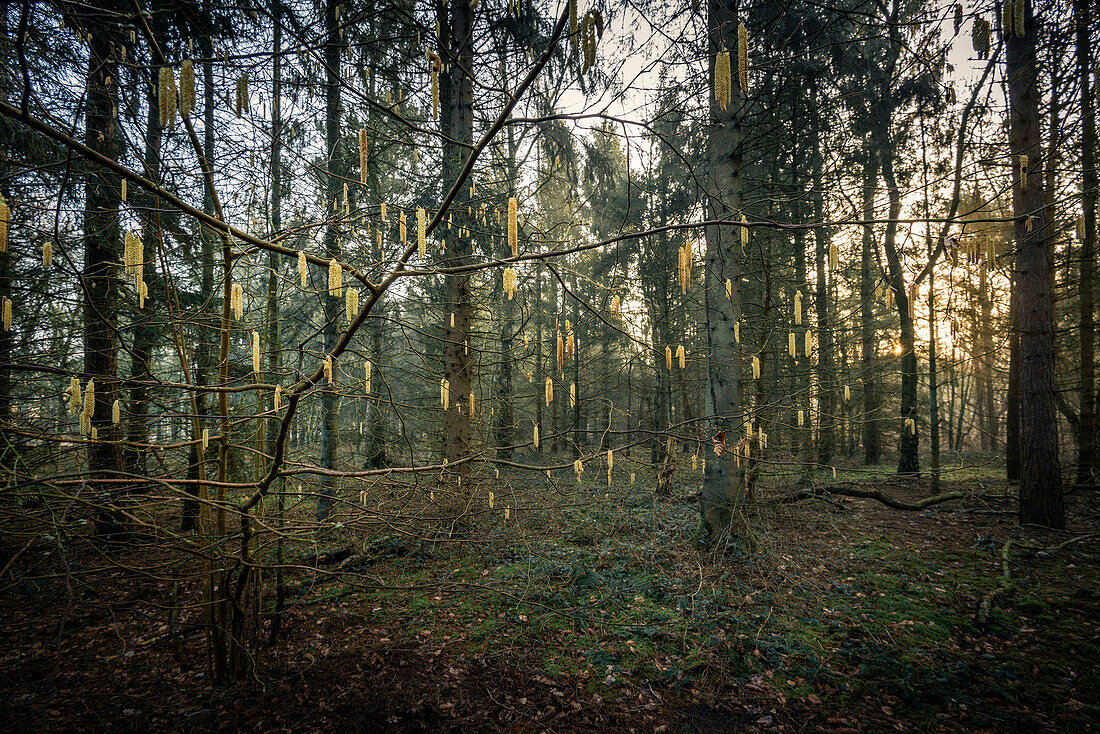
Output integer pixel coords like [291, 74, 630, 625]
[700, 0, 745, 537]
[1075, 0, 1097, 485]
[86, 20, 124, 538]
[812, 124, 834, 468]
[316, 0, 344, 520]
[440, 0, 474, 469]
[859, 148, 880, 465]
[1008, 0, 1063, 528]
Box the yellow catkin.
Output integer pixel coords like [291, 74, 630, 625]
[252, 331, 261, 373]
[328, 259, 342, 296]
[2, 297, 10, 332]
[180, 60, 195, 116]
[469, 392, 475, 415]
[574, 458, 583, 480]
[417, 207, 426, 258]
[235, 73, 249, 117]
[274, 385, 282, 410]
[677, 344, 686, 369]
[715, 50, 731, 111]
[665, 345, 672, 371]
[380, 202, 387, 222]
[399, 210, 407, 245]
[43, 241, 52, 267]
[533, 422, 539, 448]
[797, 409, 804, 427]
[121, 179, 126, 202]
[752, 354, 761, 379]
[346, 287, 358, 322]
[844, 385, 851, 402]
[741, 214, 749, 248]
[112, 399, 120, 424]
[158, 66, 176, 129]
[804, 330, 812, 355]
[503, 267, 517, 299]
[557, 333, 564, 371]
[507, 197, 518, 256]
[611, 294, 620, 316]
[431, 69, 439, 119]
[794, 290, 803, 325]
[725, 279, 732, 302]
[202, 427, 209, 450]
[734, 321, 740, 343]
[324, 354, 334, 384]
[0, 193, 8, 252]
[570, 382, 576, 407]
[82, 379, 95, 424]
[788, 331, 796, 358]
[829, 241, 838, 270]
[231, 282, 244, 320]
[359, 129, 369, 183]
[441, 378, 449, 409]
[68, 377, 81, 414]
[738, 22, 748, 93]
[298, 251, 308, 286]
[546, 376, 554, 406]
[1019, 154, 1028, 190]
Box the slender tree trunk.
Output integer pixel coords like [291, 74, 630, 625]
[812, 126, 834, 468]
[1075, 0, 1097, 485]
[1008, 0, 1063, 528]
[86, 20, 124, 538]
[316, 0, 344, 520]
[440, 0, 474, 469]
[700, 0, 745, 536]
[880, 150, 919, 474]
[1006, 256, 1021, 479]
[859, 148, 880, 465]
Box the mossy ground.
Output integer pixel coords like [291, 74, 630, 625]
[1, 462, 1097, 731]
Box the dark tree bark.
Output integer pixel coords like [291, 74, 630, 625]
[316, 0, 344, 520]
[859, 148, 880, 465]
[84, 15, 125, 538]
[440, 0, 474, 469]
[1008, 0, 1063, 528]
[812, 116, 835, 468]
[1075, 0, 1097, 485]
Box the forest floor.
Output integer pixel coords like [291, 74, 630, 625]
[1, 462, 1098, 732]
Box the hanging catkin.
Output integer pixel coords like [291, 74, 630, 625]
[112, 399, 120, 424]
[1, 297, 10, 332]
[533, 422, 539, 448]
[417, 207, 426, 258]
[231, 282, 244, 320]
[324, 354, 334, 384]
[569, 382, 576, 408]
[507, 197, 518, 256]
[545, 376, 554, 406]
[346, 287, 359, 322]
[503, 267, 517, 299]
[665, 345, 672, 371]
[844, 385, 851, 402]
[121, 179, 126, 202]
[674, 344, 684, 369]
[364, 361, 371, 394]
[788, 331, 796, 358]
[158, 66, 177, 129]
[202, 427, 210, 450]
[0, 193, 8, 252]
[734, 321, 740, 343]
[1019, 154, 1028, 190]
[737, 22, 748, 93]
[714, 50, 731, 111]
[235, 73, 249, 117]
[274, 384, 282, 410]
[469, 392, 475, 416]
[797, 409, 804, 427]
[794, 290, 802, 325]
[829, 241, 838, 270]
[380, 201, 387, 221]
[441, 377, 450, 409]
[399, 210, 407, 245]
[557, 332, 564, 371]
[180, 60, 195, 116]
[804, 330, 812, 355]
[752, 354, 760, 379]
[358, 128, 369, 184]
[68, 377, 81, 414]
[43, 241, 52, 267]
[328, 258, 343, 296]
[574, 458, 583, 480]
[252, 331, 261, 374]
[611, 294, 620, 316]
[740, 214, 749, 248]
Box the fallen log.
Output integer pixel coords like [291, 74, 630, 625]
[775, 484, 968, 510]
